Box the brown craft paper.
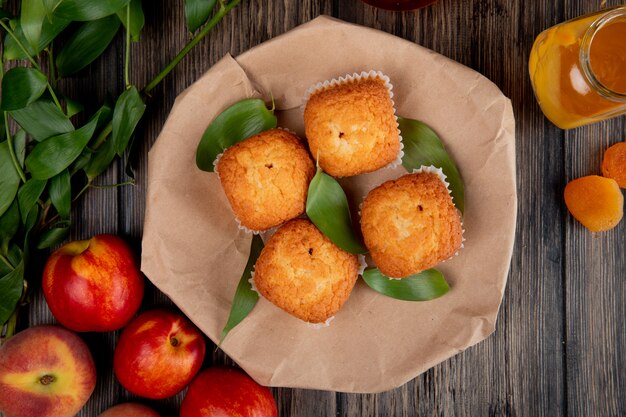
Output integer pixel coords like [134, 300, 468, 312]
[141, 16, 517, 393]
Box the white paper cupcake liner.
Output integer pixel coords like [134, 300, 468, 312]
[306, 316, 335, 329]
[212, 150, 224, 172]
[357, 254, 368, 276]
[411, 165, 450, 191]
[303, 70, 404, 172]
[276, 126, 298, 135]
[248, 270, 258, 293]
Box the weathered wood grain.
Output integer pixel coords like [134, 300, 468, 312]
[12, 0, 625, 416]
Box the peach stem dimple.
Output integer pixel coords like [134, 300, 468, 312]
[39, 375, 56, 385]
[61, 239, 91, 256]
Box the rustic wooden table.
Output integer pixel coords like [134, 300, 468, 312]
[19, 0, 625, 416]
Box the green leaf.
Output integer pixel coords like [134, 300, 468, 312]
[84, 135, 115, 179]
[220, 234, 263, 345]
[0, 141, 21, 217]
[196, 98, 277, 172]
[71, 147, 92, 171]
[3, 16, 69, 60]
[36, 226, 69, 249]
[362, 268, 449, 301]
[53, 0, 131, 21]
[25, 116, 98, 179]
[0, 247, 15, 277]
[0, 200, 19, 256]
[10, 99, 74, 141]
[1, 67, 48, 111]
[93, 99, 114, 131]
[49, 169, 70, 218]
[64, 96, 83, 117]
[5, 245, 23, 271]
[116, 0, 143, 41]
[80, 101, 114, 177]
[22, 204, 40, 262]
[17, 178, 46, 222]
[56, 15, 121, 76]
[111, 86, 145, 156]
[184, 0, 216, 33]
[21, 0, 47, 50]
[13, 130, 26, 167]
[306, 167, 367, 254]
[42, 0, 60, 14]
[399, 117, 465, 214]
[0, 258, 24, 325]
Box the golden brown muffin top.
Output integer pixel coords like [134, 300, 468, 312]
[216, 129, 315, 231]
[254, 219, 359, 323]
[360, 172, 463, 278]
[304, 78, 400, 177]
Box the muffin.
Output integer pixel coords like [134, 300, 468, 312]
[253, 219, 359, 323]
[360, 171, 463, 278]
[304, 71, 401, 177]
[216, 129, 315, 232]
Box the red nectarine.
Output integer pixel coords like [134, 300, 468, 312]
[180, 367, 278, 417]
[114, 309, 206, 399]
[98, 403, 161, 417]
[43, 234, 144, 332]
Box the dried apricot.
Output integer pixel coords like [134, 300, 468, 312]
[602, 142, 626, 188]
[564, 175, 623, 232]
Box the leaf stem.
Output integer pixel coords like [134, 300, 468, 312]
[142, 0, 241, 95]
[0, 307, 18, 345]
[73, 180, 92, 202]
[124, 4, 131, 88]
[90, 180, 135, 189]
[0, 19, 63, 113]
[47, 84, 63, 110]
[3, 113, 27, 183]
[1, 280, 28, 345]
[47, 46, 57, 89]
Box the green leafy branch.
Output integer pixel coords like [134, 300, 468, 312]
[0, 0, 242, 343]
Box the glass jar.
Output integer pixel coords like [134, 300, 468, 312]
[361, 0, 439, 11]
[528, 6, 626, 129]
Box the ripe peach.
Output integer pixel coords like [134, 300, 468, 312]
[0, 326, 96, 417]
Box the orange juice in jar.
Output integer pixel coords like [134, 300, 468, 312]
[529, 6, 626, 129]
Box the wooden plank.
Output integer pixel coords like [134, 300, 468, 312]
[564, 114, 625, 417]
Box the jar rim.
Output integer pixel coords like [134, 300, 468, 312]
[579, 6, 626, 103]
